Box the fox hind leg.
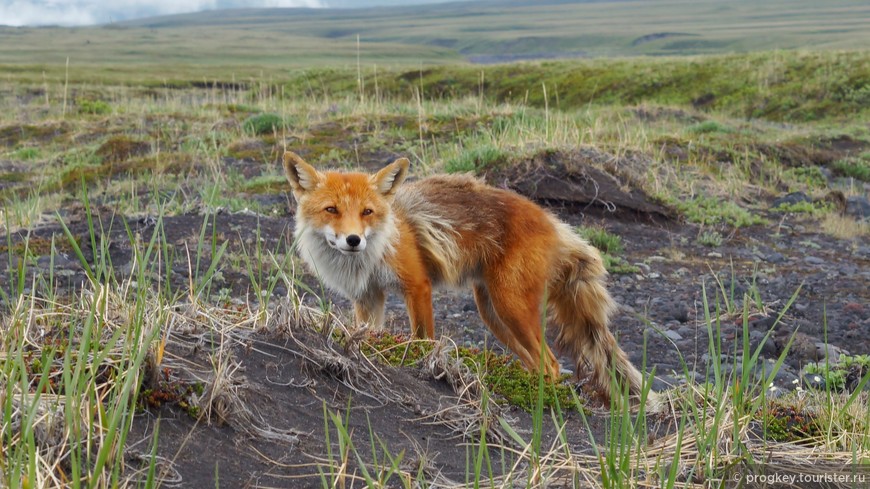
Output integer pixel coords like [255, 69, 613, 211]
[472, 284, 534, 369]
[482, 280, 561, 380]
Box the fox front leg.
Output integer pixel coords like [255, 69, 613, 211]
[354, 288, 386, 328]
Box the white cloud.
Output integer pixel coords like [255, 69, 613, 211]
[0, 0, 325, 26]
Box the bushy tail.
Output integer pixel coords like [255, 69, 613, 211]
[548, 223, 644, 403]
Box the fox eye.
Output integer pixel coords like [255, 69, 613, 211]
[362, 208, 373, 216]
[325, 206, 338, 214]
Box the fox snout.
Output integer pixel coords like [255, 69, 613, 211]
[325, 227, 368, 254]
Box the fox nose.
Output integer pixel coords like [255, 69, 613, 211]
[346, 234, 362, 247]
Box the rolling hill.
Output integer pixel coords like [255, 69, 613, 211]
[0, 0, 868, 83]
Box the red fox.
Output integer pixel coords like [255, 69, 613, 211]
[283, 151, 646, 402]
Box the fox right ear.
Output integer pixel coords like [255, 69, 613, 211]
[283, 151, 322, 194]
[372, 157, 410, 196]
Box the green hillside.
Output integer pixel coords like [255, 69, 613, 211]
[0, 0, 868, 84]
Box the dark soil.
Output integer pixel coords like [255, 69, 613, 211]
[1, 152, 868, 486]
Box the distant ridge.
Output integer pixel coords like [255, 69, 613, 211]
[1, 0, 868, 69]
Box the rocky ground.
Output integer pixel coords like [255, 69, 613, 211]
[1, 149, 868, 486]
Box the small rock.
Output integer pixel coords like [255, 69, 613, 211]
[750, 315, 778, 331]
[772, 192, 811, 208]
[749, 330, 777, 358]
[846, 196, 870, 220]
[668, 304, 691, 323]
[815, 342, 848, 363]
[662, 330, 683, 342]
[785, 332, 820, 370]
[804, 256, 825, 265]
[843, 302, 865, 317]
[765, 252, 786, 264]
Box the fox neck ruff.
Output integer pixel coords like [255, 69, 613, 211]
[294, 214, 398, 301]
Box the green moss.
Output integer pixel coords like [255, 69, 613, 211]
[676, 196, 765, 227]
[243, 113, 285, 135]
[0, 122, 70, 146]
[95, 135, 151, 163]
[0, 171, 31, 183]
[362, 331, 582, 412]
[226, 138, 272, 161]
[771, 200, 832, 215]
[78, 99, 111, 115]
[0, 236, 71, 256]
[783, 166, 828, 190]
[241, 175, 288, 194]
[686, 120, 734, 134]
[759, 400, 822, 443]
[224, 103, 261, 114]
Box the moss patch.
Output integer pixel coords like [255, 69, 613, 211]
[0, 121, 70, 147]
[362, 331, 582, 412]
[227, 138, 273, 162]
[758, 400, 822, 443]
[95, 135, 151, 163]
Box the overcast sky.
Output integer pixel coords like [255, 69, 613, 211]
[0, 0, 454, 27]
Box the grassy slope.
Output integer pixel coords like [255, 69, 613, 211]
[1, 0, 869, 85]
[288, 50, 870, 122]
[1, 44, 869, 487]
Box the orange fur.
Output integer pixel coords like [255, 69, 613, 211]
[283, 151, 647, 404]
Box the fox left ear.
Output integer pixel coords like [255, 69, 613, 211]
[372, 157, 409, 196]
[283, 151, 322, 194]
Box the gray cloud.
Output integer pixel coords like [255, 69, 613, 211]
[0, 0, 326, 26]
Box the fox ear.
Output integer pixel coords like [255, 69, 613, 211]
[283, 151, 322, 194]
[372, 157, 409, 196]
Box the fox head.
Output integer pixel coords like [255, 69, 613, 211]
[283, 151, 409, 256]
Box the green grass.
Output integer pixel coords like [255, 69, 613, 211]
[2, 0, 870, 83]
[1, 43, 869, 486]
[832, 157, 870, 181]
[444, 144, 507, 173]
[576, 227, 640, 275]
[676, 196, 766, 227]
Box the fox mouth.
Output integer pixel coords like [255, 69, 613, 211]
[328, 240, 363, 255]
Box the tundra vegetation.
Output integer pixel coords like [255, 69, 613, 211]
[0, 5, 869, 486]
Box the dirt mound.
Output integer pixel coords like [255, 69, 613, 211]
[129, 302, 595, 487]
[488, 148, 672, 220]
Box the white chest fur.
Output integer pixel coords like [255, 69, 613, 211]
[294, 218, 399, 301]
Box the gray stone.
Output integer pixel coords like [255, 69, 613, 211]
[663, 329, 683, 342]
[846, 196, 870, 220]
[766, 252, 786, 264]
[772, 192, 811, 209]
